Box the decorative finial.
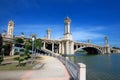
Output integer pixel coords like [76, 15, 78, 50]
[8, 20, 14, 27]
[64, 16, 71, 23]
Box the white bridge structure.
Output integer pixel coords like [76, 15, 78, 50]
[1, 17, 120, 55]
[40, 17, 120, 55]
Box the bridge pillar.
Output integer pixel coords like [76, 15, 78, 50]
[61, 42, 65, 54]
[104, 47, 111, 54]
[76, 44, 78, 49]
[43, 41, 45, 49]
[66, 41, 69, 55]
[63, 40, 74, 55]
[104, 36, 111, 54]
[10, 43, 14, 56]
[70, 41, 74, 55]
[52, 42, 54, 52]
[59, 42, 61, 54]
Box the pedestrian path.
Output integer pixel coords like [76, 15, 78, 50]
[0, 56, 71, 80]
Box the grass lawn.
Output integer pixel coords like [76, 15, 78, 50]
[0, 55, 43, 70]
[0, 61, 38, 70]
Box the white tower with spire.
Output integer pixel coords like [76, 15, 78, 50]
[7, 20, 14, 38]
[46, 28, 51, 39]
[63, 16, 73, 40]
[61, 17, 74, 55]
[104, 36, 110, 53]
[104, 36, 109, 47]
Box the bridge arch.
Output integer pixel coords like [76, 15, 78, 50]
[74, 47, 103, 54]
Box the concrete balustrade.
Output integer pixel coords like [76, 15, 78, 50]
[77, 63, 86, 80]
[41, 48, 86, 80]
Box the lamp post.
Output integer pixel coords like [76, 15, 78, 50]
[31, 37, 35, 64]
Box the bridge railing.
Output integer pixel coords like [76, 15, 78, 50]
[41, 48, 86, 80]
[57, 55, 78, 80]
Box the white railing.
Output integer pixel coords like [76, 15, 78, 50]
[41, 48, 86, 80]
[58, 56, 78, 79]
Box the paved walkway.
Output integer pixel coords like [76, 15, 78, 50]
[0, 56, 71, 80]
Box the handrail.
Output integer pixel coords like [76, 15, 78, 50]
[41, 48, 86, 80]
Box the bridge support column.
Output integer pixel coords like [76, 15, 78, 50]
[76, 44, 78, 49]
[43, 41, 45, 49]
[70, 41, 74, 55]
[66, 41, 69, 55]
[61, 42, 64, 54]
[52, 42, 54, 52]
[59, 42, 61, 54]
[104, 47, 111, 54]
[10, 44, 14, 56]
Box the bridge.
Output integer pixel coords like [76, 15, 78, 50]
[39, 17, 120, 55]
[1, 18, 120, 56]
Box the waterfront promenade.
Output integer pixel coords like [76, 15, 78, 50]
[0, 56, 71, 80]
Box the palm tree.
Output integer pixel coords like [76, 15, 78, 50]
[29, 34, 42, 57]
[35, 39, 42, 52]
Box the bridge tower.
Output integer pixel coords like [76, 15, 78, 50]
[87, 39, 91, 43]
[64, 16, 73, 40]
[104, 36, 110, 53]
[61, 17, 74, 55]
[7, 20, 14, 38]
[46, 28, 51, 39]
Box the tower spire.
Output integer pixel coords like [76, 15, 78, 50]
[64, 16, 71, 34]
[8, 20, 14, 38]
[46, 28, 51, 39]
[63, 16, 72, 40]
[104, 36, 109, 47]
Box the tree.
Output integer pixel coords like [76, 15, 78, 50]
[34, 39, 42, 58]
[30, 34, 42, 57]
[35, 39, 42, 50]
[24, 40, 32, 59]
[0, 34, 5, 63]
[14, 55, 25, 66]
[112, 47, 120, 49]
[15, 38, 24, 47]
[14, 49, 26, 66]
[0, 34, 3, 52]
[24, 40, 32, 50]
[15, 38, 24, 44]
[0, 48, 5, 64]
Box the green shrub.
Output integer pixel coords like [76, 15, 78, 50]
[14, 56, 25, 66]
[20, 49, 24, 52]
[14, 52, 19, 55]
[0, 56, 3, 64]
[20, 54, 24, 56]
[24, 54, 31, 60]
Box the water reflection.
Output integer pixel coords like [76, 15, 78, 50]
[68, 53, 120, 80]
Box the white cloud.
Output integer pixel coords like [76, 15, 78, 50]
[72, 31, 104, 41]
[71, 26, 105, 41]
[14, 24, 105, 42]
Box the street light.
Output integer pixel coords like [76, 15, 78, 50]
[31, 37, 35, 64]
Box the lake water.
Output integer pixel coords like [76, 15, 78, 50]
[68, 53, 120, 80]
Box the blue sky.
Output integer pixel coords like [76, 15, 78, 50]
[0, 0, 120, 47]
